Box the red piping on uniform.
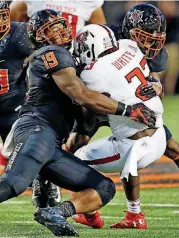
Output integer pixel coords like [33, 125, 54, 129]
[84, 153, 120, 165]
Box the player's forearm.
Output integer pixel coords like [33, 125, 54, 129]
[53, 71, 118, 114]
[53, 69, 126, 115]
[73, 88, 118, 115]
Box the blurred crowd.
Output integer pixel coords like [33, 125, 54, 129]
[8, 1, 179, 95]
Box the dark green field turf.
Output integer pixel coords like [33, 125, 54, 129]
[0, 189, 179, 238]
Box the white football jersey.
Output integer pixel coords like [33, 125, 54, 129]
[13, 0, 104, 35]
[80, 39, 164, 139]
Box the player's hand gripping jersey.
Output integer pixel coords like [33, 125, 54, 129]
[80, 39, 163, 140]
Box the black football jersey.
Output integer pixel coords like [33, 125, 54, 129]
[21, 45, 78, 138]
[0, 22, 32, 113]
[107, 24, 168, 73]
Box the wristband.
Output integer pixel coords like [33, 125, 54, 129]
[115, 102, 131, 116]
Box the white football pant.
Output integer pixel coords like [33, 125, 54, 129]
[75, 127, 166, 180]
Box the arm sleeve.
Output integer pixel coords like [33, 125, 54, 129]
[147, 47, 168, 73]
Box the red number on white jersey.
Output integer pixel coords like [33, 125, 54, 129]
[62, 13, 78, 37]
[0, 69, 9, 95]
[125, 57, 150, 101]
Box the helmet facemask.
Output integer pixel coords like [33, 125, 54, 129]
[130, 28, 166, 59]
[74, 30, 95, 66]
[0, 8, 10, 40]
[74, 25, 118, 67]
[36, 16, 73, 47]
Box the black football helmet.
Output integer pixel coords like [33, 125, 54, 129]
[0, 0, 10, 40]
[27, 9, 73, 49]
[122, 4, 166, 59]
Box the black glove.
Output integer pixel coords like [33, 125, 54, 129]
[140, 85, 157, 98]
[116, 102, 156, 128]
[140, 76, 162, 99]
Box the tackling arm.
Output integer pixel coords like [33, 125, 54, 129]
[52, 67, 119, 115]
[52, 67, 156, 127]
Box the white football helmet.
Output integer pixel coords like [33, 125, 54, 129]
[73, 24, 118, 65]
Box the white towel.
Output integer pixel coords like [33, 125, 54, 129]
[120, 136, 150, 181]
[2, 119, 20, 158]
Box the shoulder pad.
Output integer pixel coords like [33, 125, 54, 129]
[37, 45, 71, 57]
[147, 47, 168, 72]
[33, 45, 76, 74]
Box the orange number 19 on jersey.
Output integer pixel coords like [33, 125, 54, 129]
[42, 52, 58, 69]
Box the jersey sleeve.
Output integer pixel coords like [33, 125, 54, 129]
[34, 45, 76, 74]
[147, 47, 168, 72]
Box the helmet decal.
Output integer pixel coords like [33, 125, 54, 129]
[128, 10, 144, 27]
[74, 24, 118, 66]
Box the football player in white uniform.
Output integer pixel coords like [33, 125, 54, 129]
[10, 0, 106, 34]
[67, 5, 167, 229]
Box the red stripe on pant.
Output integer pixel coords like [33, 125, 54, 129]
[0, 152, 8, 166]
[84, 153, 120, 165]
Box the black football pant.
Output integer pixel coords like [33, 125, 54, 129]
[0, 114, 115, 205]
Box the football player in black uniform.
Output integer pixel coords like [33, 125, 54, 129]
[64, 4, 179, 229]
[0, 0, 61, 208]
[0, 9, 156, 236]
[0, 0, 30, 147]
